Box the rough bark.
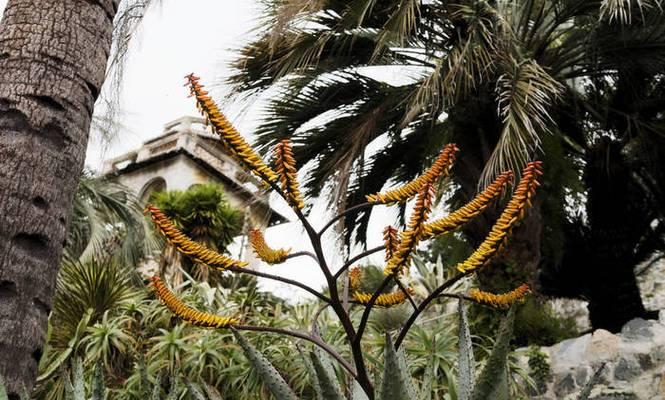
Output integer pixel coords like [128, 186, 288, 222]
[0, 0, 118, 395]
[587, 266, 649, 332]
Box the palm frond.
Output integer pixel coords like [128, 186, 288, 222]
[68, 173, 159, 267]
[371, 0, 421, 58]
[402, 2, 498, 125]
[600, 0, 663, 24]
[481, 58, 562, 187]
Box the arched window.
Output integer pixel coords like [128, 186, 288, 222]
[139, 177, 166, 203]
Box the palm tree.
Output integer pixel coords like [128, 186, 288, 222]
[227, 0, 665, 331]
[150, 183, 244, 284]
[67, 172, 159, 268]
[0, 0, 119, 393]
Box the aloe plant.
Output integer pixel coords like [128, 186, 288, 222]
[137, 74, 545, 400]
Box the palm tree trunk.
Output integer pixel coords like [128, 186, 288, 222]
[587, 265, 649, 332]
[0, 0, 117, 394]
[449, 94, 543, 291]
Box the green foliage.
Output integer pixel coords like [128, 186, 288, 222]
[526, 346, 551, 396]
[151, 183, 243, 252]
[0, 376, 6, 400]
[231, 329, 299, 400]
[68, 172, 159, 266]
[48, 258, 139, 351]
[470, 294, 578, 348]
[309, 349, 345, 400]
[471, 307, 516, 400]
[379, 335, 418, 400]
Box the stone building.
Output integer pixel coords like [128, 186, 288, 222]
[102, 116, 286, 269]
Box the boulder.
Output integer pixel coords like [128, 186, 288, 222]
[518, 315, 665, 399]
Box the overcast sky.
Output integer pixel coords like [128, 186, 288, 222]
[0, 1, 393, 300]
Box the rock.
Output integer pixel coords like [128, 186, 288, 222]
[587, 329, 620, 362]
[554, 372, 577, 398]
[589, 390, 638, 400]
[621, 318, 654, 340]
[613, 357, 641, 381]
[527, 313, 665, 399]
[550, 334, 591, 368]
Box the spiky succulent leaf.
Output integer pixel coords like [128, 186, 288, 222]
[186, 381, 207, 400]
[63, 359, 85, 400]
[457, 298, 475, 400]
[165, 370, 179, 400]
[0, 376, 7, 400]
[350, 380, 370, 400]
[38, 309, 93, 382]
[419, 347, 436, 400]
[578, 363, 606, 400]
[92, 361, 106, 400]
[379, 334, 417, 400]
[471, 306, 516, 400]
[203, 383, 223, 400]
[151, 375, 162, 400]
[232, 329, 299, 400]
[310, 349, 345, 400]
[297, 345, 323, 400]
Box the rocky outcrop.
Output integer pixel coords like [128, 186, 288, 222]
[518, 312, 665, 399]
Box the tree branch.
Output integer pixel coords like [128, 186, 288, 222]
[394, 271, 473, 348]
[227, 266, 330, 303]
[318, 202, 375, 237]
[334, 245, 386, 279]
[235, 325, 357, 379]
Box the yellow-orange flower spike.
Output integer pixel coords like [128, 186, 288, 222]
[383, 226, 400, 261]
[273, 139, 305, 209]
[421, 171, 514, 239]
[384, 183, 435, 276]
[146, 205, 248, 270]
[366, 144, 459, 204]
[151, 276, 239, 328]
[349, 266, 362, 291]
[248, 229, 291, 264]
[352, 287, 414, 308]
[468, 284, 531, 309]
[455, 162, 543, 273]
[185, 74, 278, 183]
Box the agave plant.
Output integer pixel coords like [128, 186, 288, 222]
[139, 74, 545, 399]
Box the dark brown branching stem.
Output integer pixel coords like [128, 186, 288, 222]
[334, 245, 386, 279]
[354, 276, 393, 345]
[285, 250, 319, 262]
[394, 271, 473, 348]
[318, 202, 374, 237]
[262, 176, 374, 400]
[227, 266, 330, 303]
[395, 278, 417, 310]
[235, 325, 357, 378]
[260, 173, 375, 397]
